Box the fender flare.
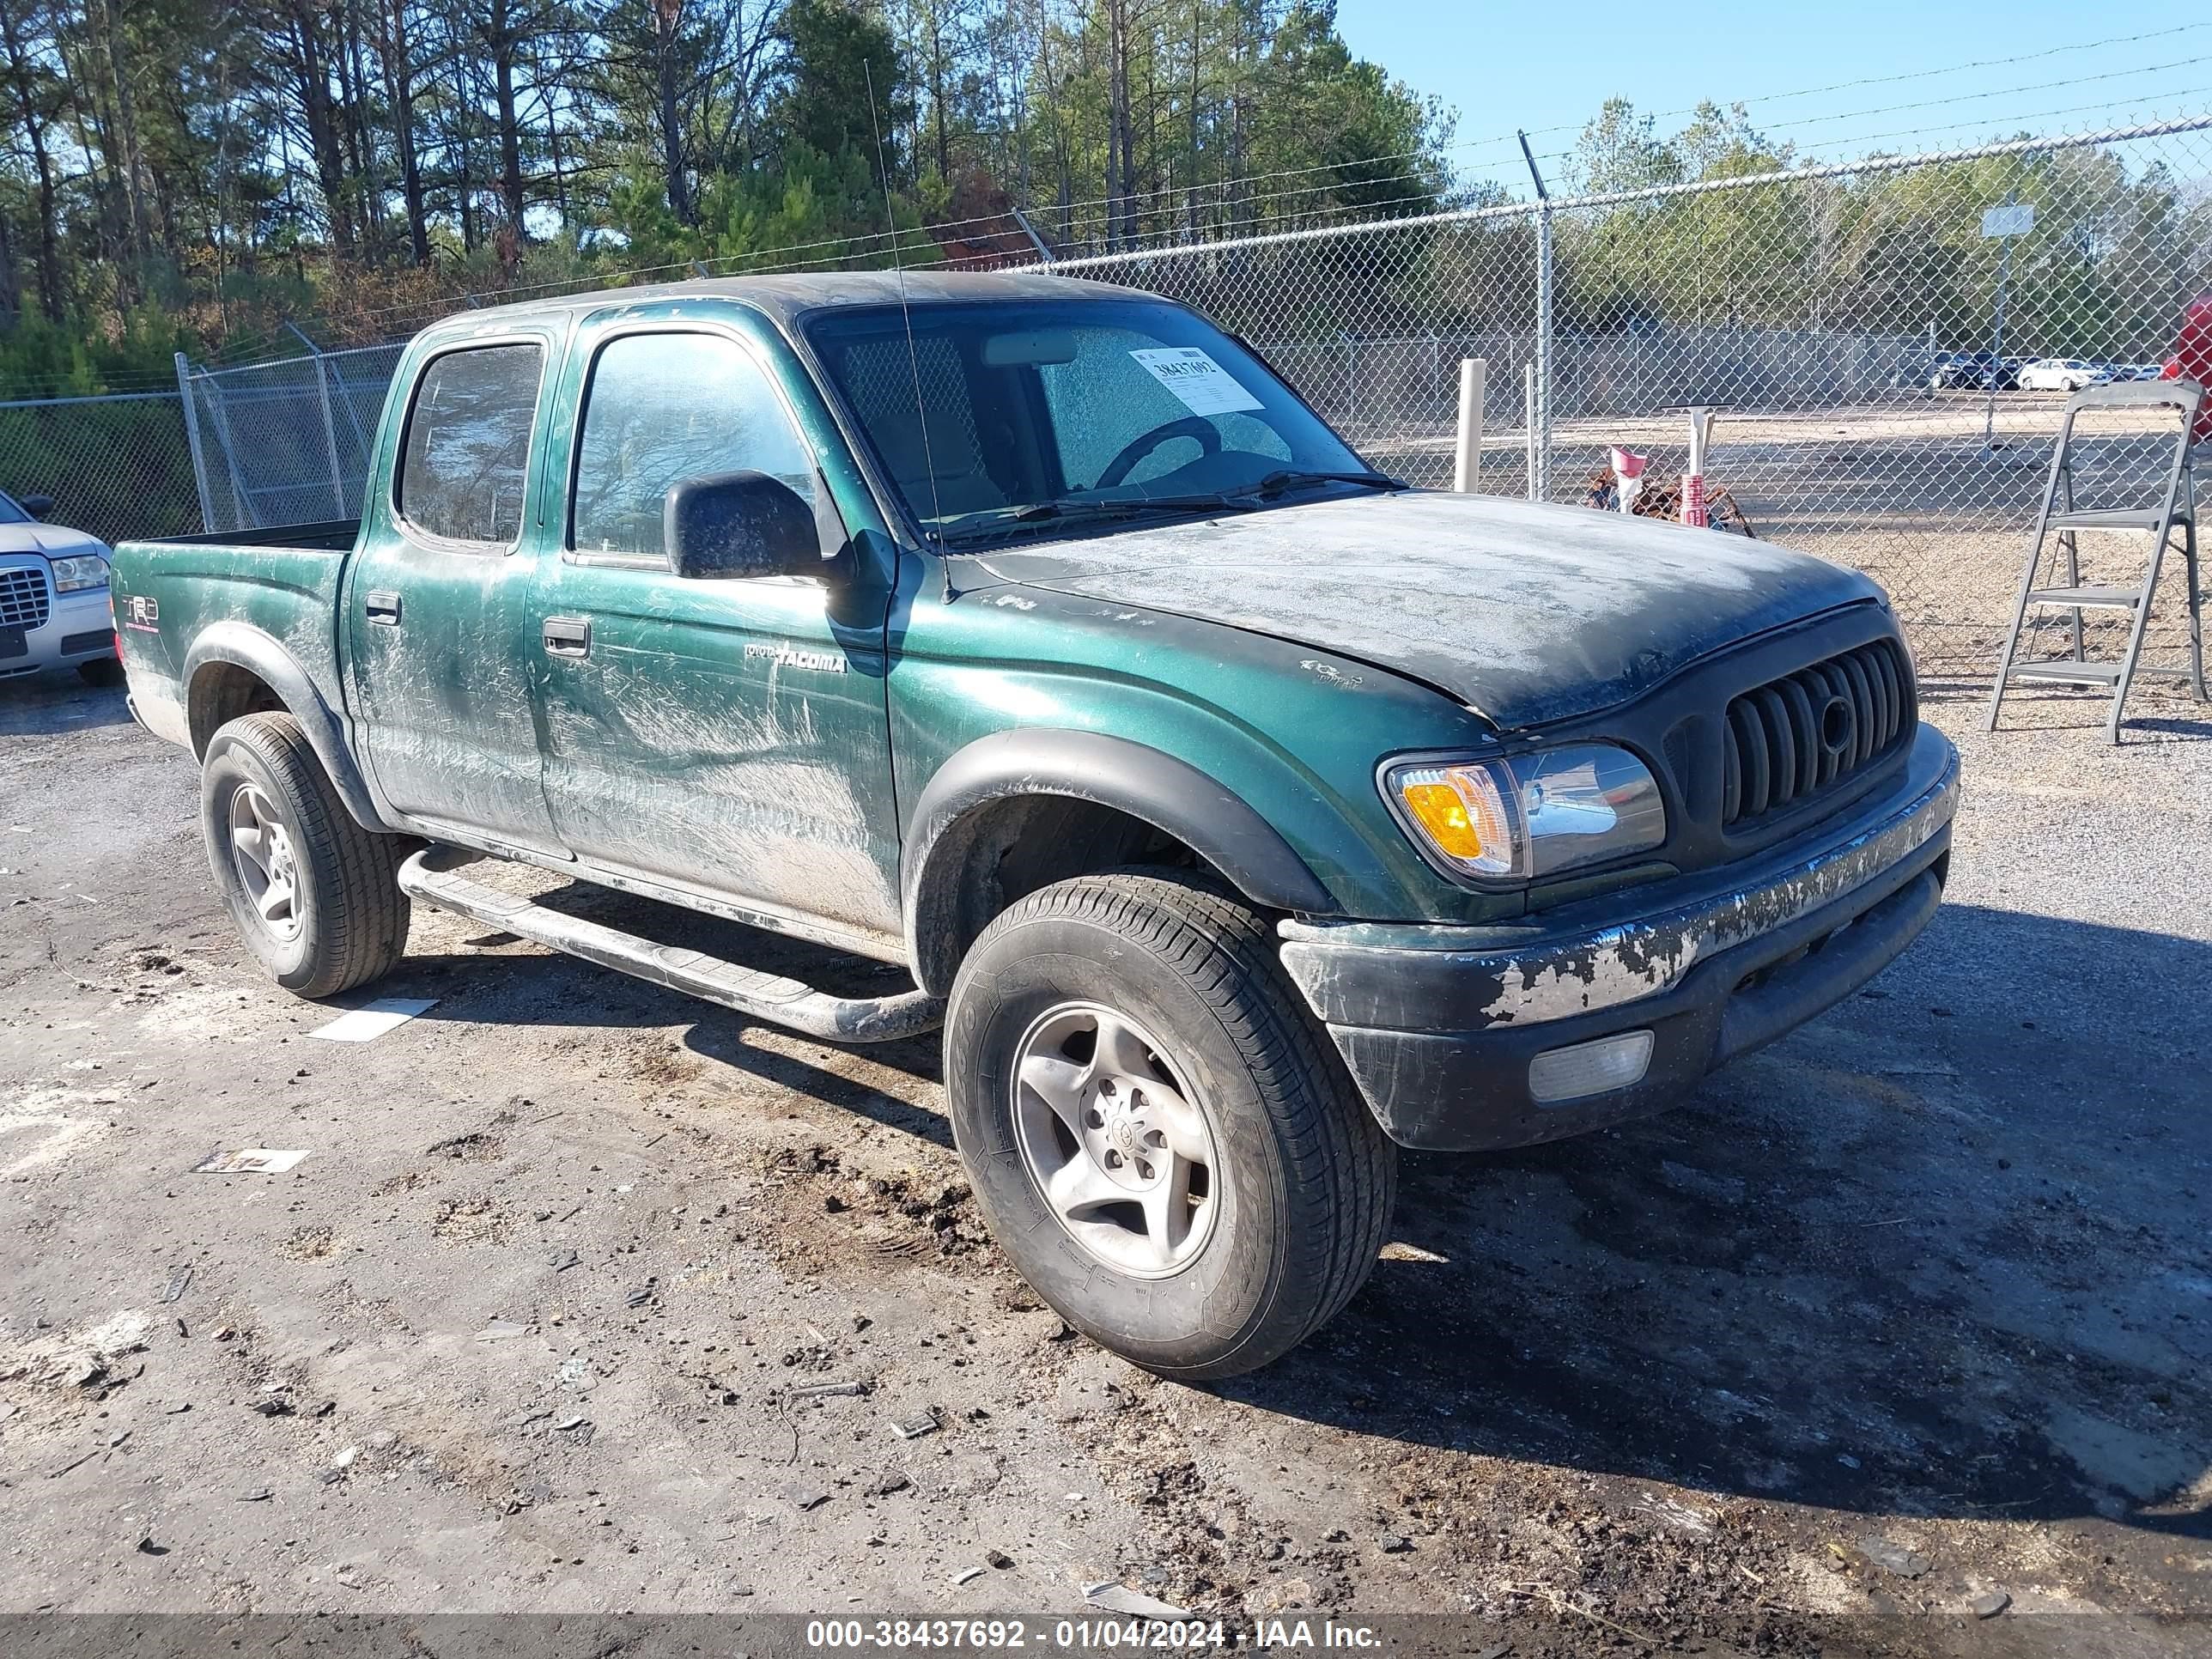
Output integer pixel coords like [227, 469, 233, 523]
[901, 727, 1335, 994]
[182, 622, 387, 830]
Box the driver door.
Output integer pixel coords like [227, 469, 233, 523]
[528, 319, 903, 939]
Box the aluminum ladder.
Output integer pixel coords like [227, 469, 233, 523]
[1987, 380, 2208, 744]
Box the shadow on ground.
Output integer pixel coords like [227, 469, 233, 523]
[0, 677, 133, 738]
[376, 880, 2212, 1547]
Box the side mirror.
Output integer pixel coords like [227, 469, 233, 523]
[19, 495, 53, 520]
[665, 471, 824, 580]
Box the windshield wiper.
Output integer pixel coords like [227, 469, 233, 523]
[936, 471, 1403, 548]
[939, 492, 1252, 546]
[1228, 468, 1407, 500]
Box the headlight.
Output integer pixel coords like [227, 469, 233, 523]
[1386, 744, 1668, 881]
[51, 552, 109, 593]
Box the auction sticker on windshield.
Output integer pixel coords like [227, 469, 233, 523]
[1128, 347, 1264, 416]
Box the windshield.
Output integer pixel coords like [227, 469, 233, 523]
[0, 491, 27, 526]
[803, 298, 1374, 544]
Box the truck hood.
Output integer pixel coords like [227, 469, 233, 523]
[969, 490, 1882, 729]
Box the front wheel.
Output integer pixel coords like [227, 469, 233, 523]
[944, 870, 1397, 1380]
[200, 711, 412, 998]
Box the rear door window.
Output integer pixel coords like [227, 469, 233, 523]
[569, 331, 817, 563]
[396, 343, 544, 546]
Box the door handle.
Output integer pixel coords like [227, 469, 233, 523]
[542, 617, 592, 658]
[364, 590, 402, 627]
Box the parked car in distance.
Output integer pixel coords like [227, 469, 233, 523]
[1929, 350, 2016, 390]
[2112, 362, 2166, 382]
[2016, 357, 2111, 392]
[0, 488, 121, 685]
[109, 271, 1959, 1378]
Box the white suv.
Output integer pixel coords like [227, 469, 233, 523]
[0, 489, 119, 686]
[2017, 358, 2111, 392]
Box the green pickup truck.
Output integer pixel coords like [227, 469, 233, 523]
[112, 271, 1958, 1377]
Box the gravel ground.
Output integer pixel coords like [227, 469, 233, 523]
[2, 669, 2209, 1657]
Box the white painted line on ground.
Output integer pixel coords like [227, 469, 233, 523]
[307, 998, 440, 1042]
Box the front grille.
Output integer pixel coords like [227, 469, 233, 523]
[0, 567, 50, 629]
[1723, 639, 1912, 827]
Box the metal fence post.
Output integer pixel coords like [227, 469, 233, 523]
[201, 372, 259, 531]
[289, 322, 347, 519]
[173, 351, 216, 533]
[1523, 363, 1539, 502]
[1520, 131, 1554, 503]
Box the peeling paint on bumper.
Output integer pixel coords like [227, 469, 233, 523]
[1279, 723, 1959, 1150]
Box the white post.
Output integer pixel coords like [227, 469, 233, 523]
[1453, 358, 1486, 493]
[1523, 363, 1539, 502]
[1682, 406, 1717, 527]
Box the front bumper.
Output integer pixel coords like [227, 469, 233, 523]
[1280, 723, 1960, 1151]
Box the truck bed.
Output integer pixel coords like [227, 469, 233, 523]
[110, 521, 361, 750]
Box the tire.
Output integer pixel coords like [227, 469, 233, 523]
[200, 711, 411, 998]
[944, 869, 1396, 1380]
[76, 656, 125, 687]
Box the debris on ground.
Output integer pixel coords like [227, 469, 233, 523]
[1847, 1536, 1933, 1578]
[951, 1566, 985, 1587]
[1971, 1590, 2013, 1619]
[158, 1267, 192, 1304]
[475, 1319, 532, 1342]
[984, 1548, 1013, 1569]
[788, 1378, 869, 1399]
[307, 999, 439, 1042]
[890, 1407, 941, 1440]
[1082, 1583, 1192, 1619]
[192, 1148, 311, 1175]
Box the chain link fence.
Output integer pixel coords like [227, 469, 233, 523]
[1041, 116, 2212, 678]
[174, 344, 404, 530]
[2, 112, 2207, 682]
[0, 390, 201, 545]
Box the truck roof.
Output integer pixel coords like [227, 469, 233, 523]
[434, 269, 1144, 334]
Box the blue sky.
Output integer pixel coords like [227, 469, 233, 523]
[1334, 3, 2211, 196]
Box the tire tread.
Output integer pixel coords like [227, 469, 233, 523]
[209, 712, 410, 998]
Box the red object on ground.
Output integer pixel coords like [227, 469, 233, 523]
[1680, 471, 1707, 528]
[2172, 294, 2212, 442]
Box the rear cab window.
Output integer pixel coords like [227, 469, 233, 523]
[395, 342, 545, 548]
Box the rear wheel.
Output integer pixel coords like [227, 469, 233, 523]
[200, 711, 411, 997]
[945, 869, 1396, 1379]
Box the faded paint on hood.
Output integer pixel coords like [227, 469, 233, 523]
[969, 490, 1882, 730]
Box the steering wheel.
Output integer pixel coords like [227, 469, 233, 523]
[1096, 415, 1220, 489]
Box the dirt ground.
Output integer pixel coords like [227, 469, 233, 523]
[3, 668, 2209, 1657]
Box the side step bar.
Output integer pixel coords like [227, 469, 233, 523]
[397, 848, 944, 1044]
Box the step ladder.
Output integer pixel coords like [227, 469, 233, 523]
[1987, 380, 2208, 743]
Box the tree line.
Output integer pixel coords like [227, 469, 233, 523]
[0, 0, 1452, 390]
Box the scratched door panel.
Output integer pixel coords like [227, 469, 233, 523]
[530, 564, 901, 934]
[344, 336, 566, 853]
